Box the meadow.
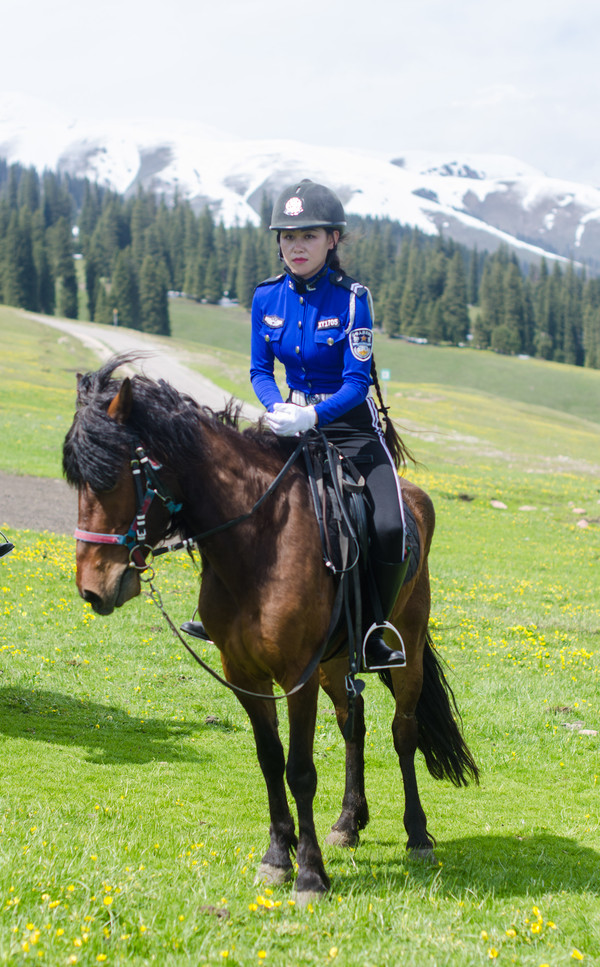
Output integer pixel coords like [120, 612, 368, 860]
[0, 303, 599, 966]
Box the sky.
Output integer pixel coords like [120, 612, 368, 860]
[3, 0, 600, 185]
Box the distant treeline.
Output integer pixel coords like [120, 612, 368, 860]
[1, 159, 599, 369]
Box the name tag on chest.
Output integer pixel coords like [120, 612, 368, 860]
[316, 317, 340, 330]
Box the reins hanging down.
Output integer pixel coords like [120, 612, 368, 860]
[74, 428, 366, 705]
[146, 573, 346, 702]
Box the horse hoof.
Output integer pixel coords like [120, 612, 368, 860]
[324, 828, 359, 848]
[407, 846, 438, 864]
[293, 889, 326, 908]
[254, 863, 292, 886]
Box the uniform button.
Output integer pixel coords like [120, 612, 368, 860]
[327, 337, 334, 346]
[298, 321, 302, 328]
[265, 334, 270, 343]
[295, 346, 300, 354]
[299, 296, 304, 304]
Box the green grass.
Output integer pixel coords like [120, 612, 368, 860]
[1, 302, 599, 965]
[0, 307, 97, 477]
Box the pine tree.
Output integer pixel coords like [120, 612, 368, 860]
[42, 171, 72, 227]
[139, 255, 170, 334]
[167, 202, 186, 292]
[426, 299, 445, 343]
[78, 181, 102, 255]
[582, 277, 600, 368]
[399, 238, 423, 334]
[2, 208, 38, 310]
[84, 242, 103, 321]
[203, 252, 223, 304]
[226, 234, 240, 301]
[440, 251, 469, 344]
[560, 262, 583, 365]
[111, 248, 141, 328]
[94, 281, 114, 325]
[130, 190, 156, 267]
[500, 261, 526, 354]
[182, 204, 199, 296]
[32, 209, 55, 315]
[50, 217, 78, 318]
[91, 196, 128, 276]
[18, 167, 40, 212]
[475, 257, 504, 348]
[236, 225, 259, 309]
[538, 262, 563, 360]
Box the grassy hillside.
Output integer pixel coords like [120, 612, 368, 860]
[169, 299, 600, 426]
[0, 301, 599, 964]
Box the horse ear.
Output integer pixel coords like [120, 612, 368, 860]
[107, 378, 133, 423]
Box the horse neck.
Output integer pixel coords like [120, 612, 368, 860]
[182, 423, 280, 538]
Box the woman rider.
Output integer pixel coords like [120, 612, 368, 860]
[183, 179, 409, 670]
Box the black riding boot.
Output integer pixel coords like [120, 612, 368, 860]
[180, 620, 213, 642]
[362, 557, 410, 671]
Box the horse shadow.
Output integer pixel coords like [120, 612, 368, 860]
[0, 685, 208, 766]
[330, 832, 600, 898]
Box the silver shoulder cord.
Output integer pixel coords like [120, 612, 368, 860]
[344, 285, 375, 334]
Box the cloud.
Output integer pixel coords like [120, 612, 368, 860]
[2, 0, 600, 184]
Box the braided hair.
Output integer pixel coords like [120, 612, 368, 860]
[326, 233, 414, 470]
[370, 355, 415, 471]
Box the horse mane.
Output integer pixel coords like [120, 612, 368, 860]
[63, 353, 280, 493]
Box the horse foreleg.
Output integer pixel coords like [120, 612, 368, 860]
[320, 659, 369, 848]
[236, 690, 297, 885]
[286, 676, 330, 902]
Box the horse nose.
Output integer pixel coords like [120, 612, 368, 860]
[80, 587, 113, 615]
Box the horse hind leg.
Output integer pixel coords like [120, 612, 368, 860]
[392, 705, 438, 861]
[387, 611, 438, 860]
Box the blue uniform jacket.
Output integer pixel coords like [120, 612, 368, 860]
[250, 269, 374, 426]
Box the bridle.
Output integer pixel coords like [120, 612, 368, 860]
[74, 446, 185, 572]
[73, 436, 312, 572]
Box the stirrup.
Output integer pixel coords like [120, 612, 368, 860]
[0, 531, 14, 559]
[362, 621, 406, 672]
[180, 621, 213, 643]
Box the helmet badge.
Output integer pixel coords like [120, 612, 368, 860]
[283, 196, 304, 216]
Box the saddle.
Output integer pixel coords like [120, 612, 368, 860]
[303, 440, 368, 576]
[302, 436, 420, 667]
[303, 438, 420, 583]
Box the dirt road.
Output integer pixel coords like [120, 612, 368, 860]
[1, 314, 262, 537]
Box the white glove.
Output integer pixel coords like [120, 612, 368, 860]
[266, 402, 317, 436]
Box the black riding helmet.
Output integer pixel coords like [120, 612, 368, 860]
[270, 179, 347, 233]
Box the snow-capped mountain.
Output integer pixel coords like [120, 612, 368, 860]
[2, 92, 600, 267]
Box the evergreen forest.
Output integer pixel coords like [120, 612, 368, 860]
[1, 159, 600, 369]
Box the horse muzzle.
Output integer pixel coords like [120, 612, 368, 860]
[77, 558, 141, 615]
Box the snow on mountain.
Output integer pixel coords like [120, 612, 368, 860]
[3, 92, 600, 267]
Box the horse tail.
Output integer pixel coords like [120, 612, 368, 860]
[415, 633, 480, 786]
[379, 632, 480, 787]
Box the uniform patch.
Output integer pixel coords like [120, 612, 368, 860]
[317, 317, 340, 330]
[263, 314, 284, 328]
[349, 328, 373, 361]
[283, 196, 303, 216]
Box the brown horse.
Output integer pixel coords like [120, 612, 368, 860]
[63, 355, 478, 902]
